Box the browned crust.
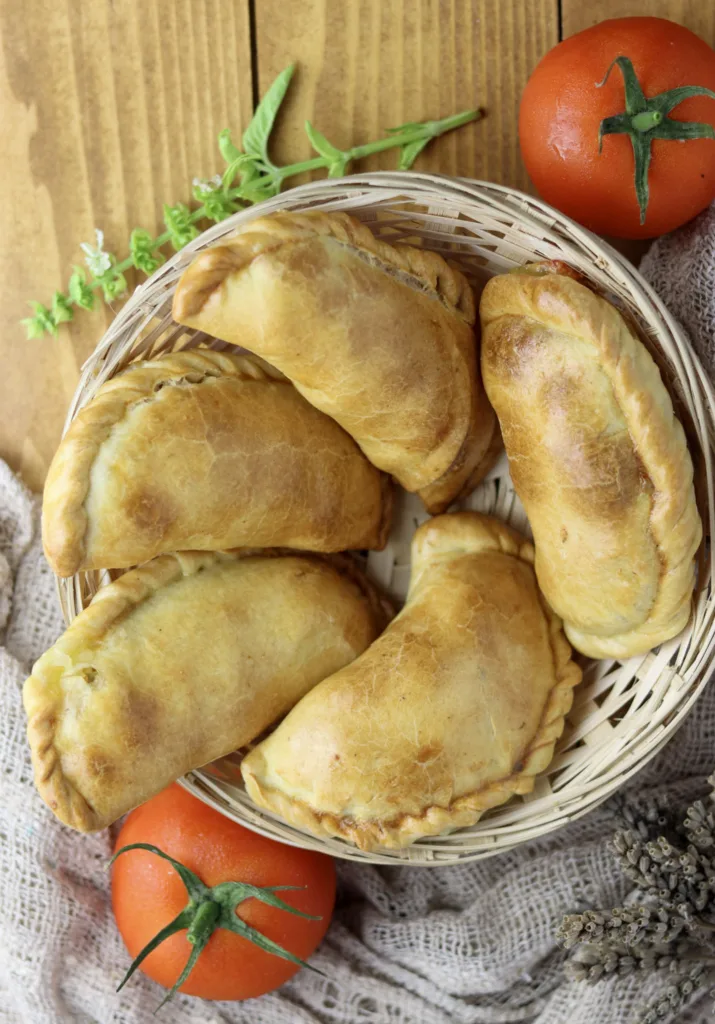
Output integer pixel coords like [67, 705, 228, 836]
[375, 473, 395, 551]
[24, 549, 392, 833]
[242, 514, 582, 851]
[481, 263, 702, 659]
[172, 210, 476, 326]
[418, 408, 502, 513]
[25, 550, 208, 832]
[42, 350, 290, 578]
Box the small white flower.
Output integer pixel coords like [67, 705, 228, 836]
[192, 174, 223, 195]
[80, 228, 112, 277]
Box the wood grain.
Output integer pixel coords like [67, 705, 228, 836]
[562, 0, 715, 43]
[254, 0, 558, 186]
[0, 0, 252, 491]
[2, 0, 711, 491]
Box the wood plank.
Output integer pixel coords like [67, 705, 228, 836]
[563, 0, 715, 43]
[254, 0, 558, 187]
[0, 0, 253, 491]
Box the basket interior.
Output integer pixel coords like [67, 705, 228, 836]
[57, 174, 715, 865]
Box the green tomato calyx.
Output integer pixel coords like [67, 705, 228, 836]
[597, 55, 715, 224]
[110, 842, 323, 1011]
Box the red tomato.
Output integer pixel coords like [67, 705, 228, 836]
[519, 17, 715, 238]
[111, 784, 336, 1001]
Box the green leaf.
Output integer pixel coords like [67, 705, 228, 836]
[22, 301, 57, 338]
[242, 64, 295, 166]
[628, 130, 653, 226]
[212, 880, 321, 920]
[23, 85, 482, 339]
[219, 906, 322, 975]
[51, 291, 74, 325]
[304, 122, 348, 177]
[98, 270, 128, 302]
[649, 84, 715, 116]
[154, 932, 208, 1011]
[192, 174, 240, 219]
[398, 136, 431, 170]
[68, 267, 95, 310]
[129, 228, 165, 275]
[327, 159, 348, 178]
[21, 319, 45, 339]
[305, 121, 344, 162]
[116, 907, 193, 994]
[110, 843, 208, 903]
[21, 317, 45, 340]
[236, 176, 281, 203]
[650, 118, 715, 141]
[597, 113, 631, 153]
[597, 56, 648, 116]
[221, 153, 260, 192]
[202, 191, 241, 222]
[22, 302, 56, 339]
[218, 128, 243, 165]
[386, 121, 426, 134]
[163, 202, 200, 251]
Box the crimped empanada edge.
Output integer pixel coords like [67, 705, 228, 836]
[25, 548, 390, 833]
[23, 550, 226, 831]
[42, 349, 286, 577]
[481, 267, 703, 657]
[172, 210, 476, 326]
[242, 519, 582, 852]
[26, 711, 101, 832]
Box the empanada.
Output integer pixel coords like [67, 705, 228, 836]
[480, 262, 702, 659]
[241, 513, 581, 851]
[172, 211, 498, 512]
[43, 349, 391, 576]
[24, 549, 389, 832]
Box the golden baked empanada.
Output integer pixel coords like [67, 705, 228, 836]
[24, 549, 389, 832]
[241, 513, 581, 850]
[172, 211, 498, 512]
[480, 263, 702, 659]
[43, 349, 391, 576]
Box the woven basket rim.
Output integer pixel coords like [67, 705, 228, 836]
[55, 171, 715, 865]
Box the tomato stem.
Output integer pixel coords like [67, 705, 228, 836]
[631, 110, 664, 132]
[111, 842, 324, 1009]
[186, 900, 220, 945]
[597, 55, 715, 224]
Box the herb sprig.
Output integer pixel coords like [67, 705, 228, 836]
[558, 780, 715, 1023]
[24, 64, 481, 339]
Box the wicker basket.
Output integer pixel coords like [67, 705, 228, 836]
[57, 172, 715, 866]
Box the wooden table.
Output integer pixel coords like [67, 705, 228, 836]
[1, 0, 712, 492]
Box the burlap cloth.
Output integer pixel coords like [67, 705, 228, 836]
[2, 205, 714, 1024]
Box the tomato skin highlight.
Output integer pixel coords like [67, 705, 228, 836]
[519, 17, 715, 239]
[111, 784, 336, 1001]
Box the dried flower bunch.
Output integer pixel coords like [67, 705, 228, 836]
[558, 776, 715, 1023]
[23, 64, 480, 339]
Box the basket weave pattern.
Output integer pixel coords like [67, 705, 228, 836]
[57, 173, 715, 865]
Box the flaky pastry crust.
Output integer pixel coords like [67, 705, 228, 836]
[43, 348, 391, 576]
[241, 513, 581, 851]
[480, 263, 702, 658]
[24, 549, 390, 832]
[173, 209, 477, 324]
[172, 211, 498, 511]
